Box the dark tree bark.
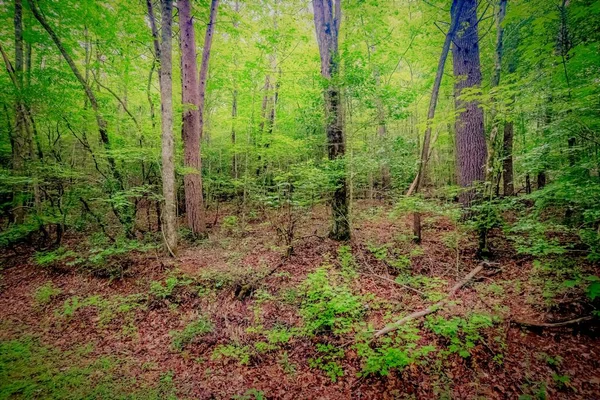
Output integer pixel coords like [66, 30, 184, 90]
[179, 0, 207, 237]
[159, 0, 177, 254]
[451, 0, 487, 206]
[231, 89, 238, 178]
[313, 0, 350, 241]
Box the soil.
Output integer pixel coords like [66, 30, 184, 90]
[1, 201, 598, 399]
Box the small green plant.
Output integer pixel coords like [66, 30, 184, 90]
[355, 325, 435, 377]
[222, 215, 240, 235]
[212, 344, 252, 365]
[34, 248, 78, 269]
[308, 343, 345, 382]
[552, 373, 571, 389]
[171, 316, 214, 350]
[300, 267, 364, 335]
[396, 274, 447, 301]
[425, 313, 495, 358]
[278, 351, 296, 375]
[149, 275, 193, 300]
[233, 388, 266, 400]
[33, 282, 62, 305]
[337, 245, 357, 278]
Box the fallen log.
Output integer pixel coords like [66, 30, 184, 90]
[374, 263, 485, 337]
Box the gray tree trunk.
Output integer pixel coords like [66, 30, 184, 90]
[179, 0, 207, 237]
[451, 0, 487, 206]
[313, 0, 350, 241]
[159, 0, 177, 253]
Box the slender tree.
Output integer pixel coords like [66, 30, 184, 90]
[159, 0, 177, 254]
[451, 0, 487, 206]
[313, 0, 350, 241]
[408, 0, 465, 242]
[199, 0, 220, 144]
[179, 0, 207, 237]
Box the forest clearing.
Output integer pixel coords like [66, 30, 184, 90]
[1, 0, 599, 399]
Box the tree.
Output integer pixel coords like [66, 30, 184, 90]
[313, 0, 350, 241]
[179, 0, 207, 237]
[451, 0, 486, 206]
[159, 0, 177, 254]
[408, 0, 466, 242]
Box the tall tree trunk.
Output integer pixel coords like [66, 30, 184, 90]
[502, 120, 514, 195]
[179, 0, 207, 237]
[407, 0, 465, 242]
[486, 0, 507, 192]
[451, 0, 487, 206]
[159, 0, 177, 254]
[13, 0, 25, 223]
[374, 68, 390, 192]
[231, 89, 238, 178]
[313, 0, 349, 241]
[199, 0, 219, 143]
[407, 0, 465, 197]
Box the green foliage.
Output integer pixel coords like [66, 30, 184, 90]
[337, 245, 358, 277]
[211, 344, 252, 365]
[396, 274, 447, 301]
[299, 267, 364, 336]
[425, 313, 495, 358]
[233, 389, 267, 400]
[171, 316, 214, 350]
[0, 337, 177, 399]
[355, 325, 435, 377]
[33, 282, 62, 305]
[308, 343, 345, 382]
[34, 247, 78, 269]
[149, 275, 194, 301]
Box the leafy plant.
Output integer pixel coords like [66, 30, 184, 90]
[212, 344, 252, 365]
[308, 343, 345, 382]
[299, 267, 364, 335]
[171, 316, 214, 350]
[33, 282, 62, 305]
[425, 313, 495, 358]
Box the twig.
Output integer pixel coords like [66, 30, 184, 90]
[374, 263, 485, 337]
[512, 315, 593, 329]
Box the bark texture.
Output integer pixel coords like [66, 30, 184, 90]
[313, 0, 350, 241]
[198, 0, 219, 142]
[159, 0, 177, 253]
[179, 0, 206, 236]
[451, 0, 487, 206]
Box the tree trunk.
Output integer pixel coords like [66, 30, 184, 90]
[313, 0, 350, 241]
[159, 0, 177, 254]
[199, 0, 219, 142]
[179, 0, 207, 237]
[407, 0, 465, 198]
[451, 0, 487, 206]
[231, 89, 238, 178]
[502, 120, 514, 196]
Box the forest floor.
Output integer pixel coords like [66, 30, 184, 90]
[1, 201, 599, 399]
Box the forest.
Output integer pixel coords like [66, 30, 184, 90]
[0, 0, 599, 398]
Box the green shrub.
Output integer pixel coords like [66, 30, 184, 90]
[300, 267, 364, 335]
[33, 282, 62, 305]
[425, 313, 495, 358]
[355, 325, 434, 377]
[308, 343, 345, 382]
[212, 344, 252, 365]
[171, 316, 214, 350]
